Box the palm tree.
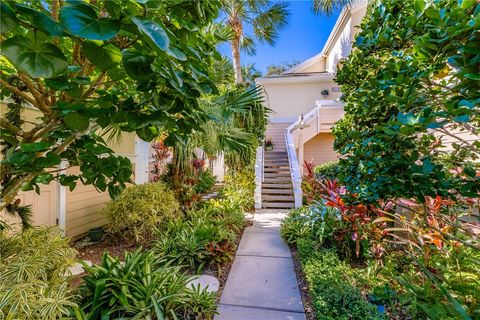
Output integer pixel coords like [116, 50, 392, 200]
[313, 0, 353, 15]
[221, 0, 290, 84]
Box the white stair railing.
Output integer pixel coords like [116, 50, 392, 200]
[285, 129, 302, 208]
[254, 145, 263, 209]
[285, 100, 345, 209]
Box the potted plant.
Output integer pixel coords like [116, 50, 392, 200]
[88, 227, 104, 242]
[264, 138, 274, 151]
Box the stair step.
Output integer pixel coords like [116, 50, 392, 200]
[262, 188, 293, 194]
[263, 178, 291, 184]
[262, 183, 292, 189]
[264, 167, 290, 172]
[265, 154, 287, 157]
[264, 173, 291, 178]
[264, 160, 289, 165]
[262, 202, 295, 209]
[262, 195, 295, 201]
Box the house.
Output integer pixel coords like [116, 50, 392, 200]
[254, 1, 368, 209]
[0, 102, 152, 238]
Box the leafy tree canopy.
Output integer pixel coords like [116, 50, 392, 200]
[0, 0, 223, 214]
[334, 0, 479, 203]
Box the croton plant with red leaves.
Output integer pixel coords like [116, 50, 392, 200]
[311, 175, 479, 259]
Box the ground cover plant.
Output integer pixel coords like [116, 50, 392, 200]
[296, 239, 384, 320]
[76, 249, 217, 320]
[0, 227, 77, 319]
[284, 177, 480, 319]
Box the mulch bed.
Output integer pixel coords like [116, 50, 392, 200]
[290, 244, 316, 320]
[73, 235, 139, 265]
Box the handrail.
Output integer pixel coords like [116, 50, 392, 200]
[254, 145, 263, 209]
[285, 100, 344, 209]
[285, 128, 303, 208]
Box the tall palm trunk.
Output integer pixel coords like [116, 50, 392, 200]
[230, 16, 244, 85]
[231, 33, 243, 84]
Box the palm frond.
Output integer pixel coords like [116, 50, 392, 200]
[240, 35, 256, 55]
[252, 2, 290, 45]
[313, 0, 352, 15]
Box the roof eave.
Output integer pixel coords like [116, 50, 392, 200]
[255, 73, 334, 85]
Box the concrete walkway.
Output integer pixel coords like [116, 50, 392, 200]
[215, 210, 306, 320]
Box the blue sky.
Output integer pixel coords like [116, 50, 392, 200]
[218, 1, 340, 74]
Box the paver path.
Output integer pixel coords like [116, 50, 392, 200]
[215, 210, 306, 320]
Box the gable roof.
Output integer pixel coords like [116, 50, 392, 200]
[283, 0, 367, 75]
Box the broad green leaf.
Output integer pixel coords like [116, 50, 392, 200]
[464, 73, 480, 80]
[82, 40, 122, 70]
[63, 112, 90, 131]
[45, 77, 76, 91]
[414, 0, 425, 12]
[453, 114, 469, 123]
[463, 166, 476, 178]
[131, 17, 169, 51]
[107, 66, 128, 81]
[460, 0, 476, 9]
[1, 35, 68, 78]
[122, 49, 154, 81]
[136, 125, 159, 141]
[20, 142, 51, 153]
[167, 47, 187, 61]
[0, 3, 17, 33]
[15, 4, 65, 36]
[59, 3, 120, 40]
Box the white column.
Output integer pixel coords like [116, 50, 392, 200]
[135, 138, 150, 184]
[298, 129, 304, 175]
[57, 160, 67, 236]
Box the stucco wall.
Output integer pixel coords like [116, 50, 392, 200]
[303, 133, 339, 165]
[262, 80, 342, 120]
[325, 6, 367, 74]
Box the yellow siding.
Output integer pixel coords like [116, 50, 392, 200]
[0, 183, 58, 232]
[65, 167, 110, 238]
[107, 132, 136, 156]
[303, 133, 338, 165]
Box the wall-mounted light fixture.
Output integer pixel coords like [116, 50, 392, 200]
[321, 89, 329, 97]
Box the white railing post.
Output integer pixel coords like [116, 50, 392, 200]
[254, 146, 263, 209]
[135, 138, 150, 184]
[285, 128, 303, 208]
[57, 160, 67, 236]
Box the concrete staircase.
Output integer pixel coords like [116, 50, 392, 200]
[262, 151, 295, 209]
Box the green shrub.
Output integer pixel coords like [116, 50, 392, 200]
[77, 249, 217, 319]
[221, 169, 255, 211]
[281, 201, 340, 246]
[154, 201, 244, 273]
[297, 239, 383, 320]
[103, 182, 180, 243]
[314, 161, 340, 180]
[280, 206, 314, 244]
[194, 170, 216, 194]
[0, 227, 78, 319]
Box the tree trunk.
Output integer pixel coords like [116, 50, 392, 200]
[231, 33, 243, 85]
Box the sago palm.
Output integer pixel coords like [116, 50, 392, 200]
[221, 0, 290, 84]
